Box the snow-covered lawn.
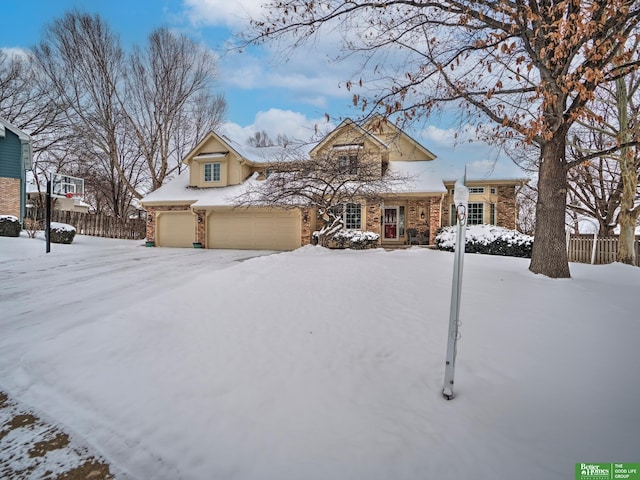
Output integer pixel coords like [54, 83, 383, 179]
[1, 234, 639, 479]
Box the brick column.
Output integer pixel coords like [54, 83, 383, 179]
[145, 207, 157, 243]
[301, 207, 312, 246]
[497, 186, 517, 230]
[429, 197, 442, 245]
[194, 210, 206, 247]
[366, 203, 381, 240]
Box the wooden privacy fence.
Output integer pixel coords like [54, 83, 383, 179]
[51, 211, 146, 240]
[567, 235, 640, 266]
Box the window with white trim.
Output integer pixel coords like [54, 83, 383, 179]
[204, 162, 221, 182]
[490, 203, 496, 225]
[467, 202, 484, 224]
[451, 202, 484, 225]
[468, 187, 485, 194]
[344, 203, 362, 229]
[490, 187, 497, 194]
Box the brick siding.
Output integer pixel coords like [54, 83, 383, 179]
[496, 185, 517, 230]
[0, 177, 20, 218]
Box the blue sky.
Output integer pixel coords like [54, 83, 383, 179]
[0, 0, 525, 179]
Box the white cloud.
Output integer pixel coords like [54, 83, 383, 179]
[217, 42, 355, 101]
[180, 1, 362, 108]
[182, 0, 265, 28]
[420, 124, 481, 147]
[221, 108, 334, 144]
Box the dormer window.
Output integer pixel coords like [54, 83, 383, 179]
[337, 154, 359, 174]
[204, 162, 221, 182]
[333, 143, 362, 175]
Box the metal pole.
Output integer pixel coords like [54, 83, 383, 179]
[46, 179, 51, 254]
[443, 177, 468, 400]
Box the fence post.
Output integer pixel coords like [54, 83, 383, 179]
[591, 231, 598, 265]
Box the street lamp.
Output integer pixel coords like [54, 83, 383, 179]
[443, 174, 469, 400]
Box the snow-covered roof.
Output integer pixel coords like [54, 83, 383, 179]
[218, 133, 314, 165]
[143, 161, 450, 208]
[141, 169, 259, 207]
[387, 161, 447, 194]
[0, 117, 31, 142]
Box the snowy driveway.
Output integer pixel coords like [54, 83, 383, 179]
[1, 234, 640, 480]
[0, 236, 274, 360]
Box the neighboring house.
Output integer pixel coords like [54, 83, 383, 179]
[25, 171, 91, 216]
[0, 118, 32, 222]
[141, 118, 527, 250]
[26, 187, 91, 216]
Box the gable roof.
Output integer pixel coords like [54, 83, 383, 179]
[309, 118, 387, 156]
[183, 129, 313, 166]
[364, 115, 437, 161]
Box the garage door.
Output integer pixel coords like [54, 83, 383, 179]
[208, 209, 301, 250]
[156, 211, 195, 248]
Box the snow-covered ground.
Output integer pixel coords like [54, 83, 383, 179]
[1, 234, 639, 479]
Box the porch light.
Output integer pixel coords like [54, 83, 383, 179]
[420, 209, 425, 220]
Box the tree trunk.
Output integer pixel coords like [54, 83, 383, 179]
[529, 136, 571, 278]
[614, 74, 638, 266]
[617, 208, 637, 266]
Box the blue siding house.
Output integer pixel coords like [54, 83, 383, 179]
[0, 117, 32, 222]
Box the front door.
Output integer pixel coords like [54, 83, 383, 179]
[383, 207, 399, 240]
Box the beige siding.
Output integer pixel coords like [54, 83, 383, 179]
[386, 135, 433, 161]
[156, 211, 196, 247]
[208, 208, 301, 250]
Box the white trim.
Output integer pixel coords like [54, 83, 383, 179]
[204, 162, 221, 183]
[332, 144, 363, 151]
[344, 203, 362, 230]
[195, 152, 228, 160]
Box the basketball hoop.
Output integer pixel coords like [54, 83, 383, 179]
[65, 192, 74, 199]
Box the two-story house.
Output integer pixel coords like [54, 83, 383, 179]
[141, 118, 527, 249]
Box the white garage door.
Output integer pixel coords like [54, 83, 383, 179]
[156, 211, 195, 248]
[208, 209, 301, 250]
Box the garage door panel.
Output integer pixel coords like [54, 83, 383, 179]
[208, 209, 300, 250]
[157, 212, 195, 248]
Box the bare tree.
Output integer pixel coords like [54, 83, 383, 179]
[567, 122, 623, 236]
[248, 0, 640, 277]
[247, 130, 274, 147]
[613, 64, 640, 265]
[123, 28, 226, 192]
[566, 56, 640, 263]
[33, 11, 133, 216]
[0, 48, 73, 194]
[30, 12, 226, 216]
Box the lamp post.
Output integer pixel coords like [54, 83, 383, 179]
[442, 175, 468, 400]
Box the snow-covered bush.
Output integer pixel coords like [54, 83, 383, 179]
[0, 215, 21, 237]
[435, 225, 533, 258]
[50, 222, 76, 244]
[314, 229, 380, 249]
